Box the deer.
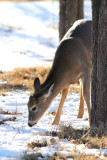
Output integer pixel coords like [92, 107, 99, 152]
[28, 19, 92, 127]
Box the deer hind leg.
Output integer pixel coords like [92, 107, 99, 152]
[77, 78, 84, 118]
[82, 75, 91, 124]
[52, 87, 69, 125]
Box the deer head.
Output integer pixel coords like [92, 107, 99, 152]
[28, 77, 54, 127]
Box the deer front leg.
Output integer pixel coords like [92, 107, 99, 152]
[77, 79, 84, 118]
[52, 87, 69, 125]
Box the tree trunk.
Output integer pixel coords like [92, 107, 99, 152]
[91, 0, 107, 136]
[59, 0, 84, 40]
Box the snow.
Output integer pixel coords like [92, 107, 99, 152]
[0, 1, 59, 71]
[0, 91, 83, 159]
[0, 0, 91, 71]
[0, 0, 107, 159]
[0, 91, 107, 159]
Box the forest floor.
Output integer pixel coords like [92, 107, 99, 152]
[0, 1, 107, 159]
[0, 67, 107, 160]
[0, 67, 80, 93]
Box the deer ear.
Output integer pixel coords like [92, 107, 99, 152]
[34, 77, 40, 91]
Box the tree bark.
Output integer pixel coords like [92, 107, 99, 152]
[59, 0, 84, 40]
[91, 0, 107, 136]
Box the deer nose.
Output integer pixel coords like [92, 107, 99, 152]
[28, 123, 33, 127]
[28, 121, 37, 127]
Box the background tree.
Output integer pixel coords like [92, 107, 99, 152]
[91, 0, 107, 135]
[59, 0, 84, 40]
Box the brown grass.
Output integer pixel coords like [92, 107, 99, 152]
[47, 153, 100, 160]
[85, 136, 107, 149]
[60, 125, 107, 149]
[0, 116, 16, 125]
[23, 153, 43, 160]
[0, 110, 18, 115]
[50, 124, 107, 149]
[0, 109, 18, 125]
[0, 67, 50, 92]
[0, 67, 80, 93]
[25, 124, 107, 159]
[23, 152, 101, 160]
[27, 140, 47, 148]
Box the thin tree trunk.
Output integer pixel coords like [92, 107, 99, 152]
[91, 0, 107, 136]
[77, 0, 84, 19]
[59, 0, 84, 40]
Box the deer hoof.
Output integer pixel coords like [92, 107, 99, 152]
[77, 114, 83, 118]
[52, 121, 59, 125]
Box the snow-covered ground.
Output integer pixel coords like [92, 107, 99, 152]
[0, 1, 107, 160]
[0, 0, 91, 71]
[0, 1, 59, 71]
[0, 91, 87, 159]
[0, 92, 107, 159]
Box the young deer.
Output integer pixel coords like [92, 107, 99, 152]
[28, 19, 92, 127]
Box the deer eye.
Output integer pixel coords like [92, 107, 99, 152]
[32, 107, 37, 112]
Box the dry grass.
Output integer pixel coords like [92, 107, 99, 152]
[47, 153, 100, 160]
[50, 124, 107, 149]
[25, 124, 107, 160]
[0, 116, 16, 125]
[0, 109, 18, 115]
[50, 124, 88, 141]
[59, 125, 88, 140]
[0, 105, 18, 125]
[27, 140, 47, 148]
[0, 67, 50, 92]
[23, 152, 101, 160]
[85, 136, 107, 149]
[23, 153, 43, 160]
[0, 67, 80, 93]
[60, 125, 107, 149]
[0, 108, 18, 125]
[26, 124, 107, 159]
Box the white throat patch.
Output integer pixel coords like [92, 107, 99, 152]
[45, 84, 54, 98]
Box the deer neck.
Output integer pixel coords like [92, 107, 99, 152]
[41, 71, 66, 103]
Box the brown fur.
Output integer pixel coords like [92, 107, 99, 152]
[28, 19, 92, 127]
